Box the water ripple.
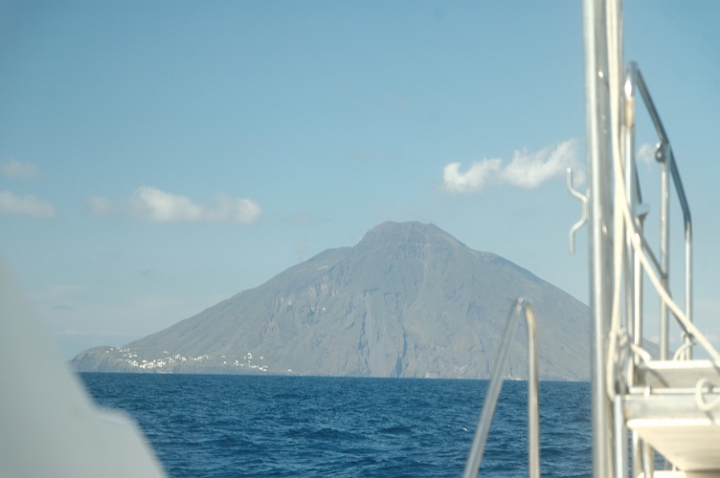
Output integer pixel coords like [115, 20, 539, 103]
[80, 374, 591, 478]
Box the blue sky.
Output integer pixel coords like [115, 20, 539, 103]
[0, 1, 718, 358]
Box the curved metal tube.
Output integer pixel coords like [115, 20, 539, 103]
[626, 64, 694, 359]
[462, 298, 540, 478]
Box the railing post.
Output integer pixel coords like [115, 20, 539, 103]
[623, 62, 637, 375]
[685, 218, 693, 360]
[583, 1, 615, 478]
[614, 395, 628, 478]
[659, 141, 670, 360]
[462, 299, 540, 478]
[682, 163, 693, 360]
[634, 69, 694, 363]
[526, 305, 540, 478]
[625, 62, 645, 478]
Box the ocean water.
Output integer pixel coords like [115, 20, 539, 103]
[79, 374, 591, 478]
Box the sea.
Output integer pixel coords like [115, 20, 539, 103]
[79, 374, 592, 478]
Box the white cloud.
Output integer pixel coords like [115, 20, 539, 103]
[500, 140, 580, 188]
[85, 195, 113, 216]
[128, 186, 262, 224]
[0, 191, 56, 218]
[443, 158, 502, 194]
[443, 139, 582, 194]
[129, 187, 205, 222]
[0, 159, 42, 179]
[212, 194, 264, 225]
[637, 143, 656, 164]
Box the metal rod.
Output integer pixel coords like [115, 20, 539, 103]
[583, 1, 615, 477]
[462, 299, 540, 478]
[636, 231, 663, 276]
[632, 68, 694, 360]
[636, 69, 692, 240]
[632, 433, 643, 478]
[659, 143, 670, 360]
[623, 61, 636, 365]
[624, 62, 639, 382]
[667, 150, 692, 233]
[634, 70, 668, 145]
[676, 152, 693, 360]
[633, 247, 643, 360]
[526, 304, 540, 478]
[614, 395, 628, 478]
[685, 220, 693, 359]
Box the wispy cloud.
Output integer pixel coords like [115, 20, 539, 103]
[0, 159, 43, 179]
[85, 195, 113, 216]
[443, 139, 582, 194]
[128, 186, 262, 224]
[0, 191, 56, 218]
[443, 159, 502, 194]
[212, 194, 263, 225]
[500, 140, 581, 188]
[129, 187, 202, 222]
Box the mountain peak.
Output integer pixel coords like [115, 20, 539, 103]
[356, 221, 464, 250]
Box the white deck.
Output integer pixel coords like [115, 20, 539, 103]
[627, 360, 720, 472]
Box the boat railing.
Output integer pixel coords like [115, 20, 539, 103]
[583, 2, 720, 477]
[623, 62, 694, 362]
[604, 58, 720, 478]
[601, 57, 720, 400]
[462, 298, 539, 478]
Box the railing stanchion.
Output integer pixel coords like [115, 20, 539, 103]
[463, 298, 540, 478]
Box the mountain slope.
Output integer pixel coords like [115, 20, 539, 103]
[73, 222, 590, 380]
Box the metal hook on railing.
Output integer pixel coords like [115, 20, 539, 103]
[567, 167, 588, 254]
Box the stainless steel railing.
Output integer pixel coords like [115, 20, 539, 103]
[462, 298, 539, 478]
[623, 63, 694, 361]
